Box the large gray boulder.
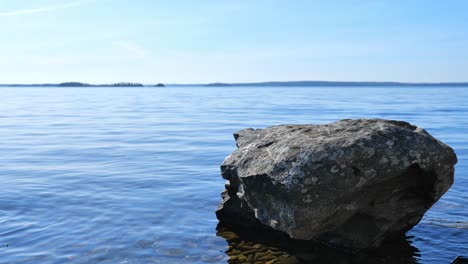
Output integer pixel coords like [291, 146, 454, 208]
[216, 119, 457, 249]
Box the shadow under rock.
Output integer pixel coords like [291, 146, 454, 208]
[216, 223, 420, 264]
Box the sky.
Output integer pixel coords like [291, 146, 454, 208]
[0, 0, 467, 84]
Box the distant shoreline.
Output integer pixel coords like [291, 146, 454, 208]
[200, 81, 468, 87]
[1, 81, 468, 87]
[0, 82, 165, 88]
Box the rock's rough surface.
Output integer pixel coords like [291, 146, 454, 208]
[216, 119, 457, 249]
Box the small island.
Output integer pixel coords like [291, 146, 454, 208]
[58, 82, 92, 87]
[23, 82, 145, 87]
[155, 83, 165, 87]
[110, 82, 144, 87]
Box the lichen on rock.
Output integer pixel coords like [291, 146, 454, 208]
[216, 119, 457, 249]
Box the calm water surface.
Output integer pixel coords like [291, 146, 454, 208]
[0, 87, 467, 263]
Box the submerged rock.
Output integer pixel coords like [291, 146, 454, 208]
[216, 119, 457, 249]
[452, 256, 468, 264]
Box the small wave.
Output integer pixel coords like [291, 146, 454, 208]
[421, 218, 468, 229]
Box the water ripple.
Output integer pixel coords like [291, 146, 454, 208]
[0, 87, 466, 263]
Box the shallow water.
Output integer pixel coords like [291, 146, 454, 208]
[0, 86, 466, 263]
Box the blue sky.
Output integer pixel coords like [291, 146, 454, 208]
[0, 0, 467, 83]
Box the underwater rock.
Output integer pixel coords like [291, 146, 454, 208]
[452, 256, 468, 264]
[216, 119, 457, 249]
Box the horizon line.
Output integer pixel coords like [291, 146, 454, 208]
[1, 80, 468, 87]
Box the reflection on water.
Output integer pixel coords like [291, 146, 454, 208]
[216, 224, 420, 264]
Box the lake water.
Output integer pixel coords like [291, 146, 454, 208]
[0, 87, 466, 264]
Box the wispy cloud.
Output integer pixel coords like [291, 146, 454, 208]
[113, 41, 150, 59]
[0, 0, 93, 17]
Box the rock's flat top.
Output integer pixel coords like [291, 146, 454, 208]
[217, 119, 457, 249]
